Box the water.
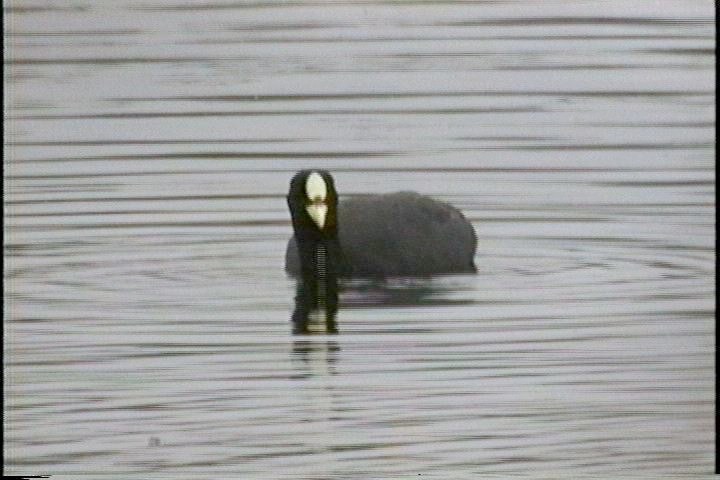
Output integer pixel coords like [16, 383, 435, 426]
[3, 0, 715, 477]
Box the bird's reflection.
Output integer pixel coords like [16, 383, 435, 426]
[290, 275, 340, 377]
[291, 274, 339, 335]
[289, 275, 475, 375]
[291, 337, 340, 377]
[291, 274, 477, 335]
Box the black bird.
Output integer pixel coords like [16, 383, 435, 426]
[285, 169, 477, 278]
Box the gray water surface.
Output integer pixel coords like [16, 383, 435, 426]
[3, 0, 715, 477]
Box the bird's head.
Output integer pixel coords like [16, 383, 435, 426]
[287, 169, 338, 236]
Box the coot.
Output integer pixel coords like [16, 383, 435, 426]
[285, 170, 477, 278]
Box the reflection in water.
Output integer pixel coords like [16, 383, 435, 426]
[290, 275, 340, 382]
[291, 275, 475, 334]
[291, 338, 340, 377]
[340, 277, 476, 308]
[291, 275, 338, 335]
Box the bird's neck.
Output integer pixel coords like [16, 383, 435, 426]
[315, 243, 328, 307]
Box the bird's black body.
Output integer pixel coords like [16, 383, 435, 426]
[285, 170, 477, 278]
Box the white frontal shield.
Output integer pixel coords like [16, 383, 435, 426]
[305, 172, 328, 228]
